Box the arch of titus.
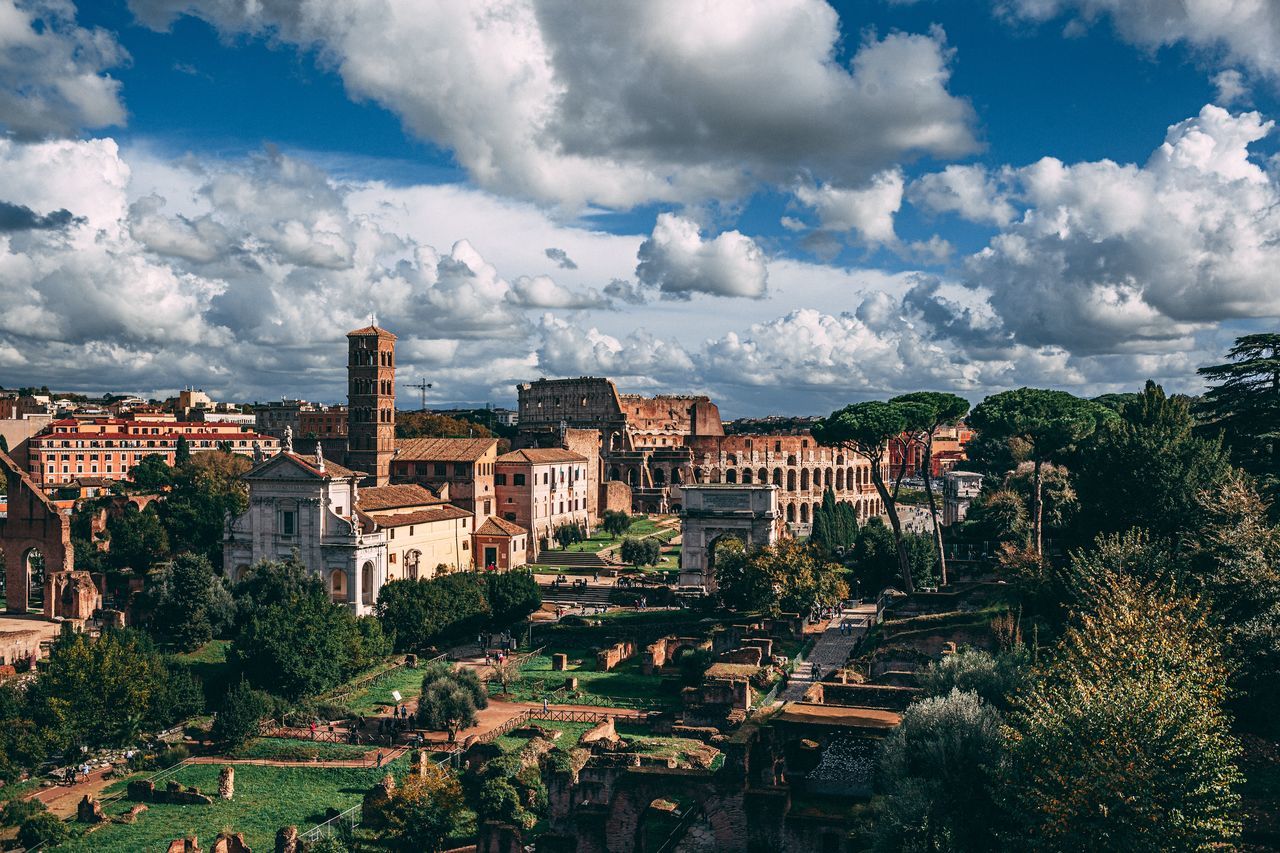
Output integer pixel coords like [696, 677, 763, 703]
[678, 484, 781, 591]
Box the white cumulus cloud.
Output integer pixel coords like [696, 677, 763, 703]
[635, 213, 768, 300]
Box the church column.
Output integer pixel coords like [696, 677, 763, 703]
[351, 560, 362, 608]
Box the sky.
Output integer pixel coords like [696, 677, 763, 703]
[2, 0, 1279, 417]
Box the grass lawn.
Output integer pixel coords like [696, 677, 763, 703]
[173, 640, 235, 708]
[495, 719, 599, 754]
[339, 665, 425, 716]
[508, 649, 679, 710]
[56, 759, 406, 852]
[230, 737, 371, 762]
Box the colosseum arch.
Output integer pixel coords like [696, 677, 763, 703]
[725, 469, 737, 484]
[800, 470, 810, 491]
[772, 468, 782, 486]
[836, 469, 845, 490]
[741, 469, 752, 484]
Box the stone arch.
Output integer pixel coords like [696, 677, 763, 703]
[741, 469, 752, 484]
[330, 569, 347, 602]
[234, 564, 250, 583]
[786, 469, 796, 491]
[20, 547, 44, 613]
[786, 503, 796, 522]
[847, 467, 855, 491]
[800, 469, 810, 491]
[628, 467, 640, 487]
[672, 467, 683, 484]
[825, 467, 834, 489]
[772, 468, 782, 486]
[757, 467, 768, 484]
[836, 468, 845, 491]
[725, 469, 738, 484]
[609, 465, 621, 481]
[799, 503, 809, 523]
[693, 467, 704, 483]
[653, 467, 666, 486]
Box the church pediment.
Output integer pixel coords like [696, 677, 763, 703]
[245, 453, 323, 480]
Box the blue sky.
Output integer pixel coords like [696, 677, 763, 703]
[2, 0, 1279, 415]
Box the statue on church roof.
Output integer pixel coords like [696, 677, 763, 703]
[283, 424, 293, 454]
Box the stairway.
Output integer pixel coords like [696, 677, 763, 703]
[539, 583, 614, 607]
[533, 549, 620, 569]
[783, 607, 873, 701]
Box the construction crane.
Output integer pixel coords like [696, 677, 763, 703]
[407, 379, 433, 412]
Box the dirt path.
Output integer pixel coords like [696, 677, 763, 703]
[27, 768, 118, 818]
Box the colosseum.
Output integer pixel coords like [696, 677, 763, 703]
[516, 377, 883, 532]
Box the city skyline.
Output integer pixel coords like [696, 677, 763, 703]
[2, 1, 1279, 416]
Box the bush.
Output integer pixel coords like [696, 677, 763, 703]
[919, 647, 1031, 712]
[18, 811, 69, 849]
[377, 574, 491, 652]
[155, 744, 190, 768]
[486, 571, 541, 627]
[1, 797, 45, 827]
[211, 681, 270, 750]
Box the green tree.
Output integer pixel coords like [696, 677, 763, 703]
[377, 573, 491, 652]
[18, 812, 68, 849]
[968, 388, 1110, 556]
[146, 553, 216, 652]
[417, 662, 487, 741]
[27, 626, 173, 749]
[1001, 571, 1242, 851]
[174, 434, 191, 465]
[1073, 381, 1231, 542]
[230, 567, 361, 700]
[602, 509, 632, 538]
[210, 680, 270, 750]
[376, 766, 464, 852]
[1197, 333, 1280, 505]
[106, 504, 170, 572]
[715, 540, 847, 615]
[814, 400, 933, 591]
[963, 488, 1030, 543]
[891, 392, 971, 585]
[875, 689, 1005, 853]
[620, 536, 660, 569]
[919, 647, 1030, 712]
[485, 570, 541, 627]
[553, 523, 583, 549]
[852, 517, 898, 596]
[128, 454, 173, 492]
[159, 451, 251, 565]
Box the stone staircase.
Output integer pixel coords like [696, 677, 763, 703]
[533, 549, 620, 569]
[539, 583, 614, 607]
[783, 608, 873, 701]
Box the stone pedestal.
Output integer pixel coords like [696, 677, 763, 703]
[564, 676, 578, 691]
[77, 794, 105, 823]
[362, 773, 396, 829]
[274, 826, 300, 853]
[551, 653, 568, 671]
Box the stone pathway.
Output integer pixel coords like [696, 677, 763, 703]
[783, 604, 875, 701]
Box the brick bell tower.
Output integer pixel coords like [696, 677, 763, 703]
[346, 323, 397, 486]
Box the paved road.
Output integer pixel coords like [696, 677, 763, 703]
[783, 604, 875, 701]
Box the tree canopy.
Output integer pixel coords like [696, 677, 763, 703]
[715, 540, 847, 615]
[1197, 333, 1280, 507]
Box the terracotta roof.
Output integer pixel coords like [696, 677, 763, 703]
[357, 483, 444, 511]
[369, 506, 472, 527]
[395, 437, 498, 462]
[496, 447, 586, 464]
[475, 516, 527, 537]
[774, 702, 902, 730]
[346, 325, 397, 339]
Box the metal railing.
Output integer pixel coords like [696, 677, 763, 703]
[300, 802, 362, 842]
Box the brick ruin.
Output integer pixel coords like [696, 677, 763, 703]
[514, 376, 884, 529]
[0, 448, 100, 620]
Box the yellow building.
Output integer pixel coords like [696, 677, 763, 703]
[356, 483, 472, 580]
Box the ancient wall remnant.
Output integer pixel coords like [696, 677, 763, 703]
[596, 640, 635, 672]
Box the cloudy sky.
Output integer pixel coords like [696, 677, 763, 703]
[2, 0, 1278, 416]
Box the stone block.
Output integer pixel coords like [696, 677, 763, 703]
[274, 826, 300, 853]
[405, 654, 418, 668]
[564, 676, 578, 691]
[551, 653, 568, 671]
[127, 779, 155, 801]
[218, 766, 234, 800]
[117, 804, 148, 824]
[211, 831, 251, 853]
[362, 773, 396, 829]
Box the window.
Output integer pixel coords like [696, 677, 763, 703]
[513, 473, 526, 486]
[281, 511, 296, 536]
[454, 463, 467, 477]
[484, 500, 492, 514]
[504, 512, 517, 522]
[495, 473, 507, 486]
[434, 463, 446, 476]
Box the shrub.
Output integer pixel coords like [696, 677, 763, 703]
[156, 744, 190, 768]
[620, 537, 660, 568]
[1, 797, 45, 827]
[211, 680, 270, 750]
[18, 811, 69, 849]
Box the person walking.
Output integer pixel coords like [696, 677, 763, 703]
[543, 697, 549, 714]
[376, 750, 384, 768]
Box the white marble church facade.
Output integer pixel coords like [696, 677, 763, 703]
[223, 442, 388, 615]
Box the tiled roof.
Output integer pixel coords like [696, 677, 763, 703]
[475, 516, 527, 537]
[346, 325, 397, 339]
[369, 505, 472, 527]
[357, 483, 444, 511]
[496, 447, 586, 464]
[395, 437, 498, 462]
[248, 451, 362, 480]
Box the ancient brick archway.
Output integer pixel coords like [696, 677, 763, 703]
[1, 450, 99, 620]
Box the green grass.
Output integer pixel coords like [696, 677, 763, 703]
[495, 719, 599, 754]
[339, 666, 426, 716]
[506, 649, 678, 709]
[230, 737, 371, 762]
[55, 759, 406, 852]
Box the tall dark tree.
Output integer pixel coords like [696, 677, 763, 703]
[968, 389, 1110, 557]
[814, 400, 931, 592]
[173, 434, 191, 466]
[128, 454, 174, 492]
[1073, 381, 1231, 542]
[106, 505, 170, 572]
[891, 392, 971, 585]
[1197, 333, 1280, 505]
[146, 553, 217, 652]
[160, 450, 250, 565]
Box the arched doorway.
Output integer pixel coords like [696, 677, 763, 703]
[800, 504, 809, 524]
[330, 569, 347, 603]
[725, 469, 737, 484]
[786, 503, 796, 522]
[22, 548, 44, 613]
[741, 469, 752, 484]
[361, 561, 374, 603]
[787, 469, 796, 491]
[653, 468, 666, 486]
[800, 469, 810, 490]
[772, 468, 782, 486]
